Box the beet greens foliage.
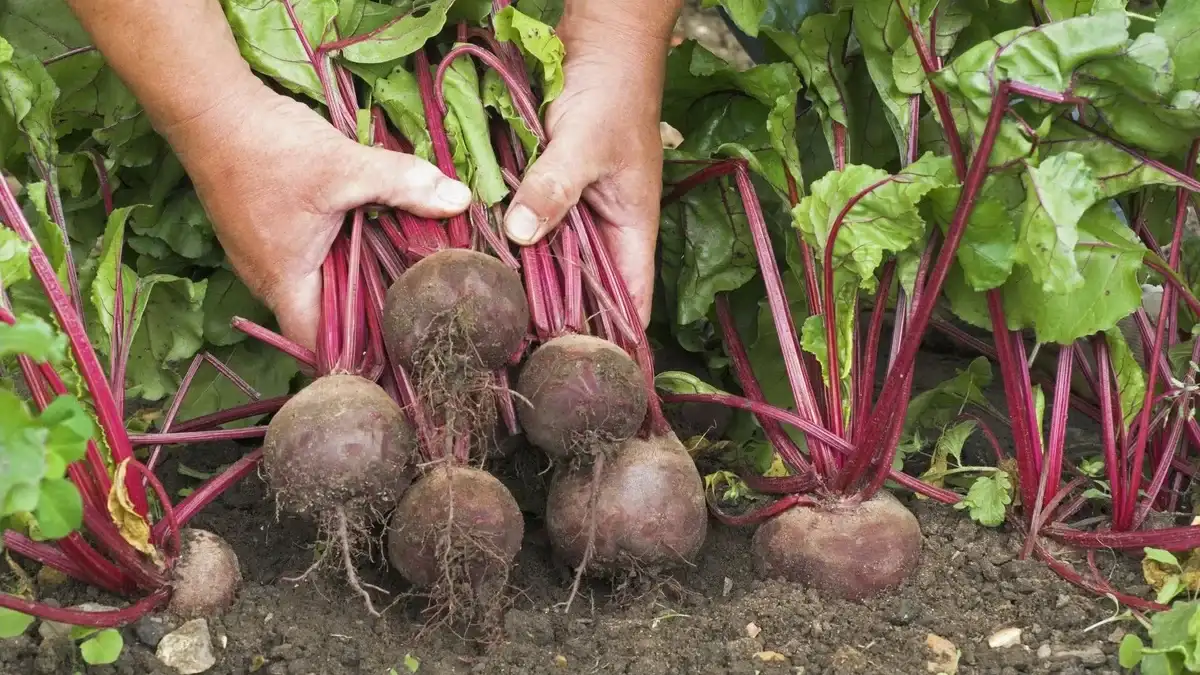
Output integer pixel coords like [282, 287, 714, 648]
[654, 0, 1200, 625]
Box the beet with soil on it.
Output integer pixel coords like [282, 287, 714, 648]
[752, 490, 921, 600]
[382, 248, 530, 374]
[545, 432, 707, 575]
[167, 528, 242, 620]
[262, 373, 416, 515]
[516, 334, 648, 459]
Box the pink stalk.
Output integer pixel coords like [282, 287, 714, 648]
[153, 450, 263, 540]
[2, 531, 124, 594]
[167, 396, 289, 433]
[709, 493, 816, 526]
[129, 427, 267, 446]
[231, 317, 316, 367]
[0, 589, 169, 629]
[415, 49, 470, 248]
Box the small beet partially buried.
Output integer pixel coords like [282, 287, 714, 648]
[516, 334, 648, 459]
[167, 529, 241, 620]
[387, 465, 523, 590]
[382, 248, 529, 373]
[545, 433, 707, 573]
[752, 491, 921, 600]
[263, 374, 416, 515]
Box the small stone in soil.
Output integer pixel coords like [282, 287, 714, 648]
[888, 599, 921, 626]
[988, 627, 1022, 649]
[134, 615, 172, 648]
[157, 618, 216, 675]
[1050, 645, 1107, 665]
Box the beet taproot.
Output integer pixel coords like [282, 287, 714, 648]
[167, 529, 242, 620]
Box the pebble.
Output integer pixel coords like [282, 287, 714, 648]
[134, 615, 172, 648]
[988, 627, 1023, 649]
[926, 633, 960, 674]
[1037, 644, 1052, 659]
[156, 619, 216, 674]
[1050, 645, 1107, 666]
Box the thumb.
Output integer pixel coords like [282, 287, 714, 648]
[329, 142, 473, 218]
[504, 142, 596, 245]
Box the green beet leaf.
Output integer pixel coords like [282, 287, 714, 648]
[177, 340, 301, 426]
[1156, 0, 1200, 92]
[340, 0, 456, 65]
[1014, 152, 1102, 295]
[764, 10, 851, 162]
[0, 314, 66, 364]
[79, 628, 124, 665]
[954, 471, 1013, 527]
[441, 53, 508, 206]
[494, 6, 565, 105]
[0, 608, 34, 639]
[220, 0, 338, 102]
[201, 268, 272, 347]
[373, 65, 434, 162]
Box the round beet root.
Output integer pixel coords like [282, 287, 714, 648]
[168, 529, 241, 620]
[263, 374, 415, 515]
[383, 249, 529, 372]
[752, 491, 921, 600]
[516, 335, 648, 459]
[545, 433, 707, 573]
[386, 466, 524, 588]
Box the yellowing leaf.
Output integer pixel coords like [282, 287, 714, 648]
[106, 460, 162, 567]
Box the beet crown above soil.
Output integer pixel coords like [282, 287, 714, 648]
[167, 528, 243, 620]
[382, 248, 530, 372]
[752, 491, 922, 601]
[262, 374, 415, 515]
[546, 433, 707, 573]
[516, 334, 649, 459]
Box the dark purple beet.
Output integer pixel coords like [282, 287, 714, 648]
[382, 248, 529, 372]
[516, 334, 647, 459]
[263, 374, 415, 515]
[545, 433, 707, 573]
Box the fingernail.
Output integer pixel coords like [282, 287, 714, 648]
[436, 180, 472, 209]
[505, 204, 540, 244]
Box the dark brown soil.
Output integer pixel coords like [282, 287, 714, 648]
[0, 351, 1147, 675]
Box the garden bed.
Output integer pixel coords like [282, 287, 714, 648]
[0, 351, 1140, 675]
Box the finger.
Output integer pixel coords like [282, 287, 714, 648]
[268, 269, 322, 353]
[597, 217, 657, 329]
[330, 142, 472, 218]
[505, 142, 596, 246]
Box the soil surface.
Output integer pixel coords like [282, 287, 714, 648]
[0, 350, 1147, 675]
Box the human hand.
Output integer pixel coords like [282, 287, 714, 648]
[502, 13, 673, 327]
[161, 81, 472, 350]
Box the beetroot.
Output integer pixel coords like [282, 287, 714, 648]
[382, 248, 529, 373]
[516, 334, 648, 459]
[545, 433, 707, 574]
[387, 465, 523, 628]
[167, 529, 242, 620]
[752, 491, 921, 600]
[262, 374, 416, 615]
[263, 374, 415, 515]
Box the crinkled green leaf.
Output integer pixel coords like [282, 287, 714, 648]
[220, 0, 338, 102]
[372, 64, 433, 163]
[0, 314, 66, 364]
[932, 13, 1130, 166]
[0, 228, 30, 288]
[441, 53, 508, 205]
[955, 471, 1012, 527]
[921, 419, 977, 488]
[904, 356, 992, 436]
[1041, 123, 1183, 199]
[1105, 325, 1146, 428]
[515, 0, 563, 25]
[0, 607, 34, 638]
[791, 152, 954, 289]
[129, 192, 215, 260]
[21, 183, 69, 290]
[930, 172, 1023, 291]
[800, 299, 853, 386]
[494, 6, 565, 105]
[654, 370, 732, 396]
[1005, 203, 1145, 343]
[663, 42, 802, 191]
[482, 69, 539, 160]
[1015, 152, 1102, 294]
[1087, 89, 1200, 157]
[1078, 32, 1175, 104]
[123, 276, 209, 401]
[764, 11, 850, 161]
[1156, 0, 1200, 91]
[201, 268, 272, 346]
[0, 36, 59, 167]
[340, 0, 455, 64]
[176, 340, 300, 426]
[658, 172, 758, 324]
[87, 205, 140, 355]
[851, 0, 916, 159]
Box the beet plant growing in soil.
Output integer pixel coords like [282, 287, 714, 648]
[653, 0, 1200, 642]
